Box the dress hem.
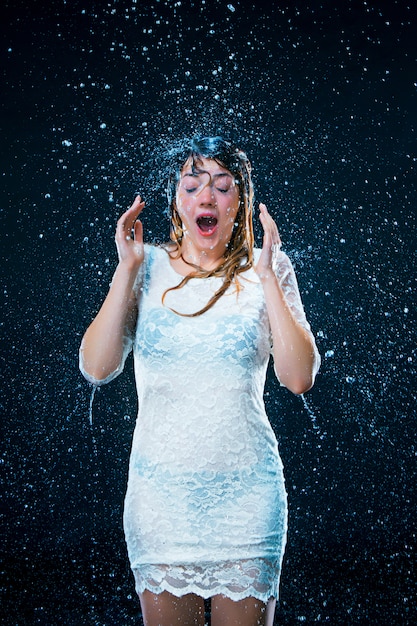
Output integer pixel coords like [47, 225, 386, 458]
[132, 573, 280, 603]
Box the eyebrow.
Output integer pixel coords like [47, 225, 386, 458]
[181, 171, 233, 180]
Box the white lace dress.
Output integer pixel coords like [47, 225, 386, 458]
[80, 244, 320, 603]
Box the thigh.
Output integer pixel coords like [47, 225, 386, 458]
[139, 590, 205, 626]
[211, 594, 276, 626]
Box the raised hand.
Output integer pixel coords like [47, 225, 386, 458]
[255, 203, 282, 280]
[115, 195, 145, 269]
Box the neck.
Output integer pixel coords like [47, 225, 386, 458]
[179, 239, 225, 271]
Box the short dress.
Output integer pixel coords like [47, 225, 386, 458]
[80, 244, 320, 603]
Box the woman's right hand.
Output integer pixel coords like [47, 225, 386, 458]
[115, 195, 145, 269]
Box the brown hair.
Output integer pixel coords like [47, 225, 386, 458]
[162, 136, 254, 316]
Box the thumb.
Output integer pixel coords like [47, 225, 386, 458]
[134, 219, 143, 243]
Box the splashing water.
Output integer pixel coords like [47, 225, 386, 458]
[89, 385, 98, 426]
[300, 393, 322, 435]
[1, 0, 414, 623]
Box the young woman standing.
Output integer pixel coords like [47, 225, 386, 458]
[80, 137, 320, 625]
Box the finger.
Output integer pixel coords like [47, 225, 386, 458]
[259, 210, 274, 247]
[116, 196, 145, 237]
[259, 203, 281, 247]
[119, 195, 145, 219]
[130, 194, 145, 211]
[259, 203, 274, 231]
[133, 219, 143, 244]
[126, 195, 146, 223]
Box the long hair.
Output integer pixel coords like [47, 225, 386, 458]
[162, 136, 254, 317]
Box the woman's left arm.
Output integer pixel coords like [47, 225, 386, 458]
[255, 203, 320, 395]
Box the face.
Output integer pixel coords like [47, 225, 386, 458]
[175, 157, 240, 255]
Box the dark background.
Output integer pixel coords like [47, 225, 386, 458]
[1, 0, 416, 624]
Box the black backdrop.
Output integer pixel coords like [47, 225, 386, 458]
[1, 1, 416, 624]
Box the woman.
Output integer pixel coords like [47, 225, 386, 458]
[80, 136, 320, 625]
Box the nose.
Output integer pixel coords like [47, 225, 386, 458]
[197, 181, 215, 204]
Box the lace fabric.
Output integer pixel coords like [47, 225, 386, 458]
[132, 558, 283, 602]
[80, 244, 320, 602]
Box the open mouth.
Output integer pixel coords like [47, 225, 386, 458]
[196, 215, 218, 235]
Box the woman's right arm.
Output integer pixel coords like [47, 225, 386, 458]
[79, 196, 145, 384]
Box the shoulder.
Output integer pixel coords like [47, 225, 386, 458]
[253, 247, 262, 262]
[143, 242, 165, 255]
[139, 244, 168, 286]
[134, 244, 171, 295]
[143, 243, 170, 263]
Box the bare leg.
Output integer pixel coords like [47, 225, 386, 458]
[211, 594, 276, 626]
[139, 590, 205, 626]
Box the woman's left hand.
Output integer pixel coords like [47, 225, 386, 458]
[255, 203, 282, 279]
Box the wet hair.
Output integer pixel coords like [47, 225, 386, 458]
[163, 136, 254, 317]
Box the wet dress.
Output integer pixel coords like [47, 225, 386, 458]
[80, 244, 320, 603]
